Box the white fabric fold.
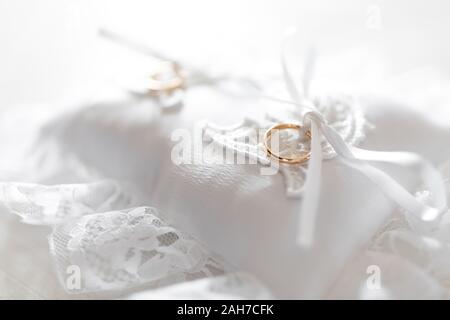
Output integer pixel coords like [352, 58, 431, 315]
[124, 272, 273, 300]
[298, 110, 448, 247]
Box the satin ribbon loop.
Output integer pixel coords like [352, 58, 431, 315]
[302, 110, 327, 129]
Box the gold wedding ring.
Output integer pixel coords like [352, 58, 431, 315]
[148, 61, 185, 95]
[263, 123, 311, 164]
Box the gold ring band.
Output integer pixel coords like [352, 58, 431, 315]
[148, 62, 185, 95]
[263, 123, 311, 164]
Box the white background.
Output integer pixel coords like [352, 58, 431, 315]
[0, 0, 449, 109]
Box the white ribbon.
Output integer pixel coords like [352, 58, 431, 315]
[298, 110, 448, 247]
[278, 44, 449, 247]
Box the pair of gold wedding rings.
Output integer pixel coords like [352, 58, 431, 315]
[263, 123, 312, 165]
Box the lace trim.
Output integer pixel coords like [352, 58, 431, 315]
[49, 207, 228, 293]
[0, 180, 134, 225]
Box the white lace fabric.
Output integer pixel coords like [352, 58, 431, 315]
[0, 165, 245, 297]
[50, 207, 228, 293]
[0, 180, 134, 225]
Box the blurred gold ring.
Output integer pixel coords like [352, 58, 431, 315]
[148, 61, 185, 95]
[264, 123, 311, 164]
